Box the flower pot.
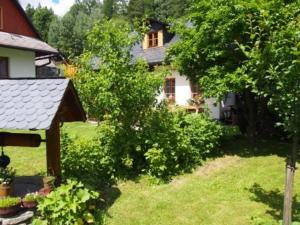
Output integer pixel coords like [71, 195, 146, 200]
[0, 184, 12, 198]
[22, 200, 38, 209]
[0, 204, 20, 217]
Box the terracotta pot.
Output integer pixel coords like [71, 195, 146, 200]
[22, 200, 38, 209]
[0, 184, 12, 198]
[0, 204, 21, 217]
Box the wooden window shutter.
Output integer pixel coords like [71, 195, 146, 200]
[158, 30, 163, 47]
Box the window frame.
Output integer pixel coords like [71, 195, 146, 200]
[148, 31, 159, 48]
[0, 7, 3, 30]
[0, 57, 9, 79]
[165, 77, 176, 100]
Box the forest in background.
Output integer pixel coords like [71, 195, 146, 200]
[25, 0, 190, 58]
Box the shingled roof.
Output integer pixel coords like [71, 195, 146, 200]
[131, 34, 179, 65]
[0, 32, 58, 56]
[0, 78, 86, 130]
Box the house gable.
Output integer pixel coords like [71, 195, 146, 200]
[0, 0, 40, 38]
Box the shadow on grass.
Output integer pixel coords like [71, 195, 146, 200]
[249, 183, 300, 221]
[209, 136, 291, 159]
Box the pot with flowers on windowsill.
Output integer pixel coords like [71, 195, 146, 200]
[0, 167, 16, 198]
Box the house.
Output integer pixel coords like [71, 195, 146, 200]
[0, 0, 61, 79]
[132, 19, 221, 119]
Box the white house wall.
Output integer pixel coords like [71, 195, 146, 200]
[0, 47, 35, 78]
[160, 70, 221, 119]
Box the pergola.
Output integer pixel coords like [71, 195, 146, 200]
[0, 78, 86, 178]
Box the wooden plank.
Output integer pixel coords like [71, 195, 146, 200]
[45, 118, 61, 179]
[0, 132, 42, 147]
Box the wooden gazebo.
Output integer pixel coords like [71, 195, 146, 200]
[0, 78, 86, 178]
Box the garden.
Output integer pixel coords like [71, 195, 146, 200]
[0, 0, 299, 224]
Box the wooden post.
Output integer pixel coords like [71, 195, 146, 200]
[283, 135, 298, 225]
[45, 118, 61, 179]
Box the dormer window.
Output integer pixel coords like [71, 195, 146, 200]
[0, 7, 3, 29]
[148, 32, 158, 48]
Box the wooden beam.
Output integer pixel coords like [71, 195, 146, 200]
[0, 132, 42, 147]
[45, 118, 61, 179]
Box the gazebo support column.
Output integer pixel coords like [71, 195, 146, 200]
[46, 118, 61, 179]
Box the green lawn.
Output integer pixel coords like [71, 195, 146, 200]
[102, 139, 300, 225]
[1, 122, 97, 176]
[2, 122, 300, 224]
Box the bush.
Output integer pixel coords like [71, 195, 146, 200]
[62, 108, 225, 183]
[61, 129, 116, 187]
[140, 107, 200, 180]
[33, 180, 101, 225]
[182, 113, 224, 157]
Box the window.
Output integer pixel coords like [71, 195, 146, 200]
[0, 7, 3, 30]
[0, 57, 9, 78]
[148, 32, 158, 48]
[165, 78, 175, 100]
[190, 82, 201, 98]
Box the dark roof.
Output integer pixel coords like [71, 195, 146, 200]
[0, 78, 86, 130]
[131, 34, 179, 65]
[0, 32, 58, 55]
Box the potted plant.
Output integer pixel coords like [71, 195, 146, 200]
[0, 167, 16, 197]
[22, 192, 40, 209]
[0, 197, 21, 217]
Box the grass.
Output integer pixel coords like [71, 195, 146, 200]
[102, 138, 300, 225]
[1, 122, 97, 176]
[2, 122, 300, 224]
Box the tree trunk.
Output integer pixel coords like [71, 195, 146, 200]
[283, 135, 298, 225]
[245, 90, 256, 143]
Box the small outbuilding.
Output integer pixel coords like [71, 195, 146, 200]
[0, 78, 86, 178]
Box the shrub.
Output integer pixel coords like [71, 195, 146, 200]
[33, 180, 101, 225]
[0, 197, 20, 208]
[141, 107, 200, 180]
[182, 113, 224, 157]
[61, 130, 116, 187]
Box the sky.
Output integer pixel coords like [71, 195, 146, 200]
[19, 0, 75, 16]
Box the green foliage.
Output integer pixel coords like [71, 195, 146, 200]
[25, 4, 55, 41]
[61, 130, 116, 186]
[127, 0, 189, 21]
[77, 19, 165, 123]
[48, 0, 104, 58]
[34, 180, 101, 225]
[0, 167, 15, 185]
[183, 113, 224, 156]
[0, 197, 20, 208]
[23, 193, 41, 202]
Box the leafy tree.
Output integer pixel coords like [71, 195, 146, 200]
[156, 0, 190, 20]
[77, 19, 164, 124]
[48, 0, 103, 58]
[127, 0, 156, 19]
[25, 4, 35, 21]
[261, 8, 300, 223]
[25, 3, 55, 41]
[102, 0, 115, 18]
[169, 0, 300, 223]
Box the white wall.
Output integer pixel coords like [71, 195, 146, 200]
[160, 70, 221, 119]
[0, 47, 35, 78]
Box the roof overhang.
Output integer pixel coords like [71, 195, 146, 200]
[0, 78, 86, 131]
[0, 32, 59, 56]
